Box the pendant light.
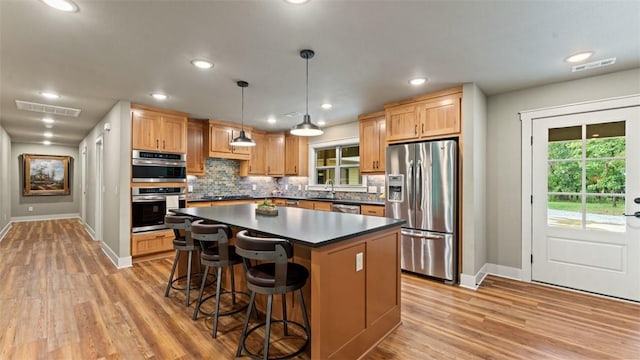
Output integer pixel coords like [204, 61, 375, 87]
[291, 49, 324, 136]
[230, 80, 256, 147]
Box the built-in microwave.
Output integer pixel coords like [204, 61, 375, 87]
[131, 187, 186, 233]
[132, 150, 187, 183]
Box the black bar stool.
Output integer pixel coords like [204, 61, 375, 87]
[235, 230, 311, 360]
[164, 214, 200, 307]
[191, 220, 250, 338]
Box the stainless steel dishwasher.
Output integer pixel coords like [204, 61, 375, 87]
[331, 203, 361, 214]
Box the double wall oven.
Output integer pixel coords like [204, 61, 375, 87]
[132, 150, 187, 233]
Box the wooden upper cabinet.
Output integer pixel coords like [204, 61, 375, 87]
[266, 133, 285, 176]
[248, 130, 266, 175]
[385, 104, 418, 142]
[205, 120, 251, 160]
[359, 111, 386, 174]
[285, 134, 308, 176]
[161, 114, 188, 153]
[131, 104, 187, 153]
[418, 95, 461, 138]
[187, 119, 205, 175]
[384, 87, 462, 144]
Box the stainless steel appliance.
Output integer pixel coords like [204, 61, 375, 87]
[132, 187, 186, 233]
[385, 140, 457, 283]
[332, 203, 361, 214]
[132, 150, 187, 183]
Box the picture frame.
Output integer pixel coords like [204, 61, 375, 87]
[23, 154, 71, 196]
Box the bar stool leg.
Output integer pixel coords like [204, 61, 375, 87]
[298, 289, 311, 337]
[212, 266, 223, 339]
[230, 265, 237, 305]
[263, 294, 273, 360]
[165, 250, 181, 297]
[281, 294, 289, 336]
[236, 291, 256, 357]
[185, 250, 193, 307]
[192, 265, 210, 320]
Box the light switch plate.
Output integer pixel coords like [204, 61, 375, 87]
[368, 186, 377, 193]
[251, 184, 257, 191]
[285, 184, 289, 190]
[356, 252, 363, 272]
[188, 185, 194, 192]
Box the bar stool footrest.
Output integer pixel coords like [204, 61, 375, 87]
[168, 272, 215, 292]
[193, 290, 251, 319]
[241, 320, 310, 360]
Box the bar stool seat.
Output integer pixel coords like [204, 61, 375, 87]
[191, 220, 250, 338]
[235, 230, 311, 360]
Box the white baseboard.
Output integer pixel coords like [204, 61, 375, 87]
[11, 213, 80, 222]
[460, 263, 523, 289]
[101, 242, 132, 269]
[0, 222, 12, 242]
[84, 223, 97, 241]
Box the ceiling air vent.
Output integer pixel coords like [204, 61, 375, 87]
[572, 57, 617, 73]
[15, 100, 81, 117]
[284, 111, 302, 117]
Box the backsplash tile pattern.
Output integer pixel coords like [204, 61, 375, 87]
[188, 158, 385, 202]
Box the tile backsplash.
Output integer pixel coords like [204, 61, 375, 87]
[188, 158, 385, 202]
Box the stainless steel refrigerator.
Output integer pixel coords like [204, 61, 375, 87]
[385, 140, 457, 283]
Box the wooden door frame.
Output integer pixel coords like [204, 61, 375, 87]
[519, 94, 640, 282]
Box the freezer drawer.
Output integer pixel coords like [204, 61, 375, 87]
[401, 229, 455, 281]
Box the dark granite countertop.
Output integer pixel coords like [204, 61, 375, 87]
[187, 195, 385, 206]
[172, 204, 404, 248]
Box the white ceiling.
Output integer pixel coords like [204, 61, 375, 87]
[1, 0, 639, 147]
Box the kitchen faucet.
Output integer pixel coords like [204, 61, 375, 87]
[325, 179, 335, 199]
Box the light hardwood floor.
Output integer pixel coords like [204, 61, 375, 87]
[0, 219, 638, 359]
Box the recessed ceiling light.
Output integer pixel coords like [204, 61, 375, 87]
[45, 124, 54, 129]
[41, 0, 78, 12]
[409, 78, 427, 86]
[267, 118, 276, 124]
[565, 51, 594, 63]
[44, 132, 53, 138]
[151, 93, 168, 101]
[42, 140, 51, 145]
[284, 0, 310, 4]
[40, 91, 60, 99]
[191, 59, 213, 69]
[43, 117, 55, 124]
[317, 120, 326, 126]
[321, 103, 333, 110]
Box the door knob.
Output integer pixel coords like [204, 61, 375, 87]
[635, 197, 640, 204]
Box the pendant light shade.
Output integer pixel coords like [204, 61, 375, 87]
[291, 49, 324, 137]
[230, 80, 256, 147]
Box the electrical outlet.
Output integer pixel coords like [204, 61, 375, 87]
[28, 206, 34, 212]
[284, 184, 289, 190]
[356, 252, 363, 272]
[188, 185, 194, 192]
[368, 186, 377, 193]
[304, 185, 309, 191]
[252, 184, 257, 191]
[298, 185, 302, 191]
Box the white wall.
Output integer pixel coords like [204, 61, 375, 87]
[10, 143, 80, 219]
[0, 126, 11, 235]
[80, 100, 132, 267]
[308, 121, 359, 144]
[461, 83, 488, 277]
[486, 68, 640, 269]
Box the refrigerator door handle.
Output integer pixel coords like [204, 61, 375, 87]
[408, 160, 415, 211]
[416, 159, 423, 212]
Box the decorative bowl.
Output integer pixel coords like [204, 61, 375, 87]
[255, 205, 278, 216]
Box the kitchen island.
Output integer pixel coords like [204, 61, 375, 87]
[173, 203, 405, 360]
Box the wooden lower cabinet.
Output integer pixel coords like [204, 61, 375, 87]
[360, 205, 385, 217]
[299, 200, 332, 211]
[131, 230, 174, 256]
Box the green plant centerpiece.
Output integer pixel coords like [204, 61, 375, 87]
[256, 199, 278, 216]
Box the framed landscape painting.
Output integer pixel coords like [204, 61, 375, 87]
[23, 154, 70, 196]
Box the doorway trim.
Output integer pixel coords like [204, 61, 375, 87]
[520, 94, 640, 282]
[95, 136, 104, 242]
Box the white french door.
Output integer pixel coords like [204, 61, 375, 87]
[532, 106, 640, 301]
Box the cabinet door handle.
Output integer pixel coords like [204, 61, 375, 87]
[156, 139, 159, 149]
[367, 210, 376, 214]
[163, 140, 166, 149]
[294, 165, 297, 173]
[414, 125, 417, 135]
[422, 123, 424, 133]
